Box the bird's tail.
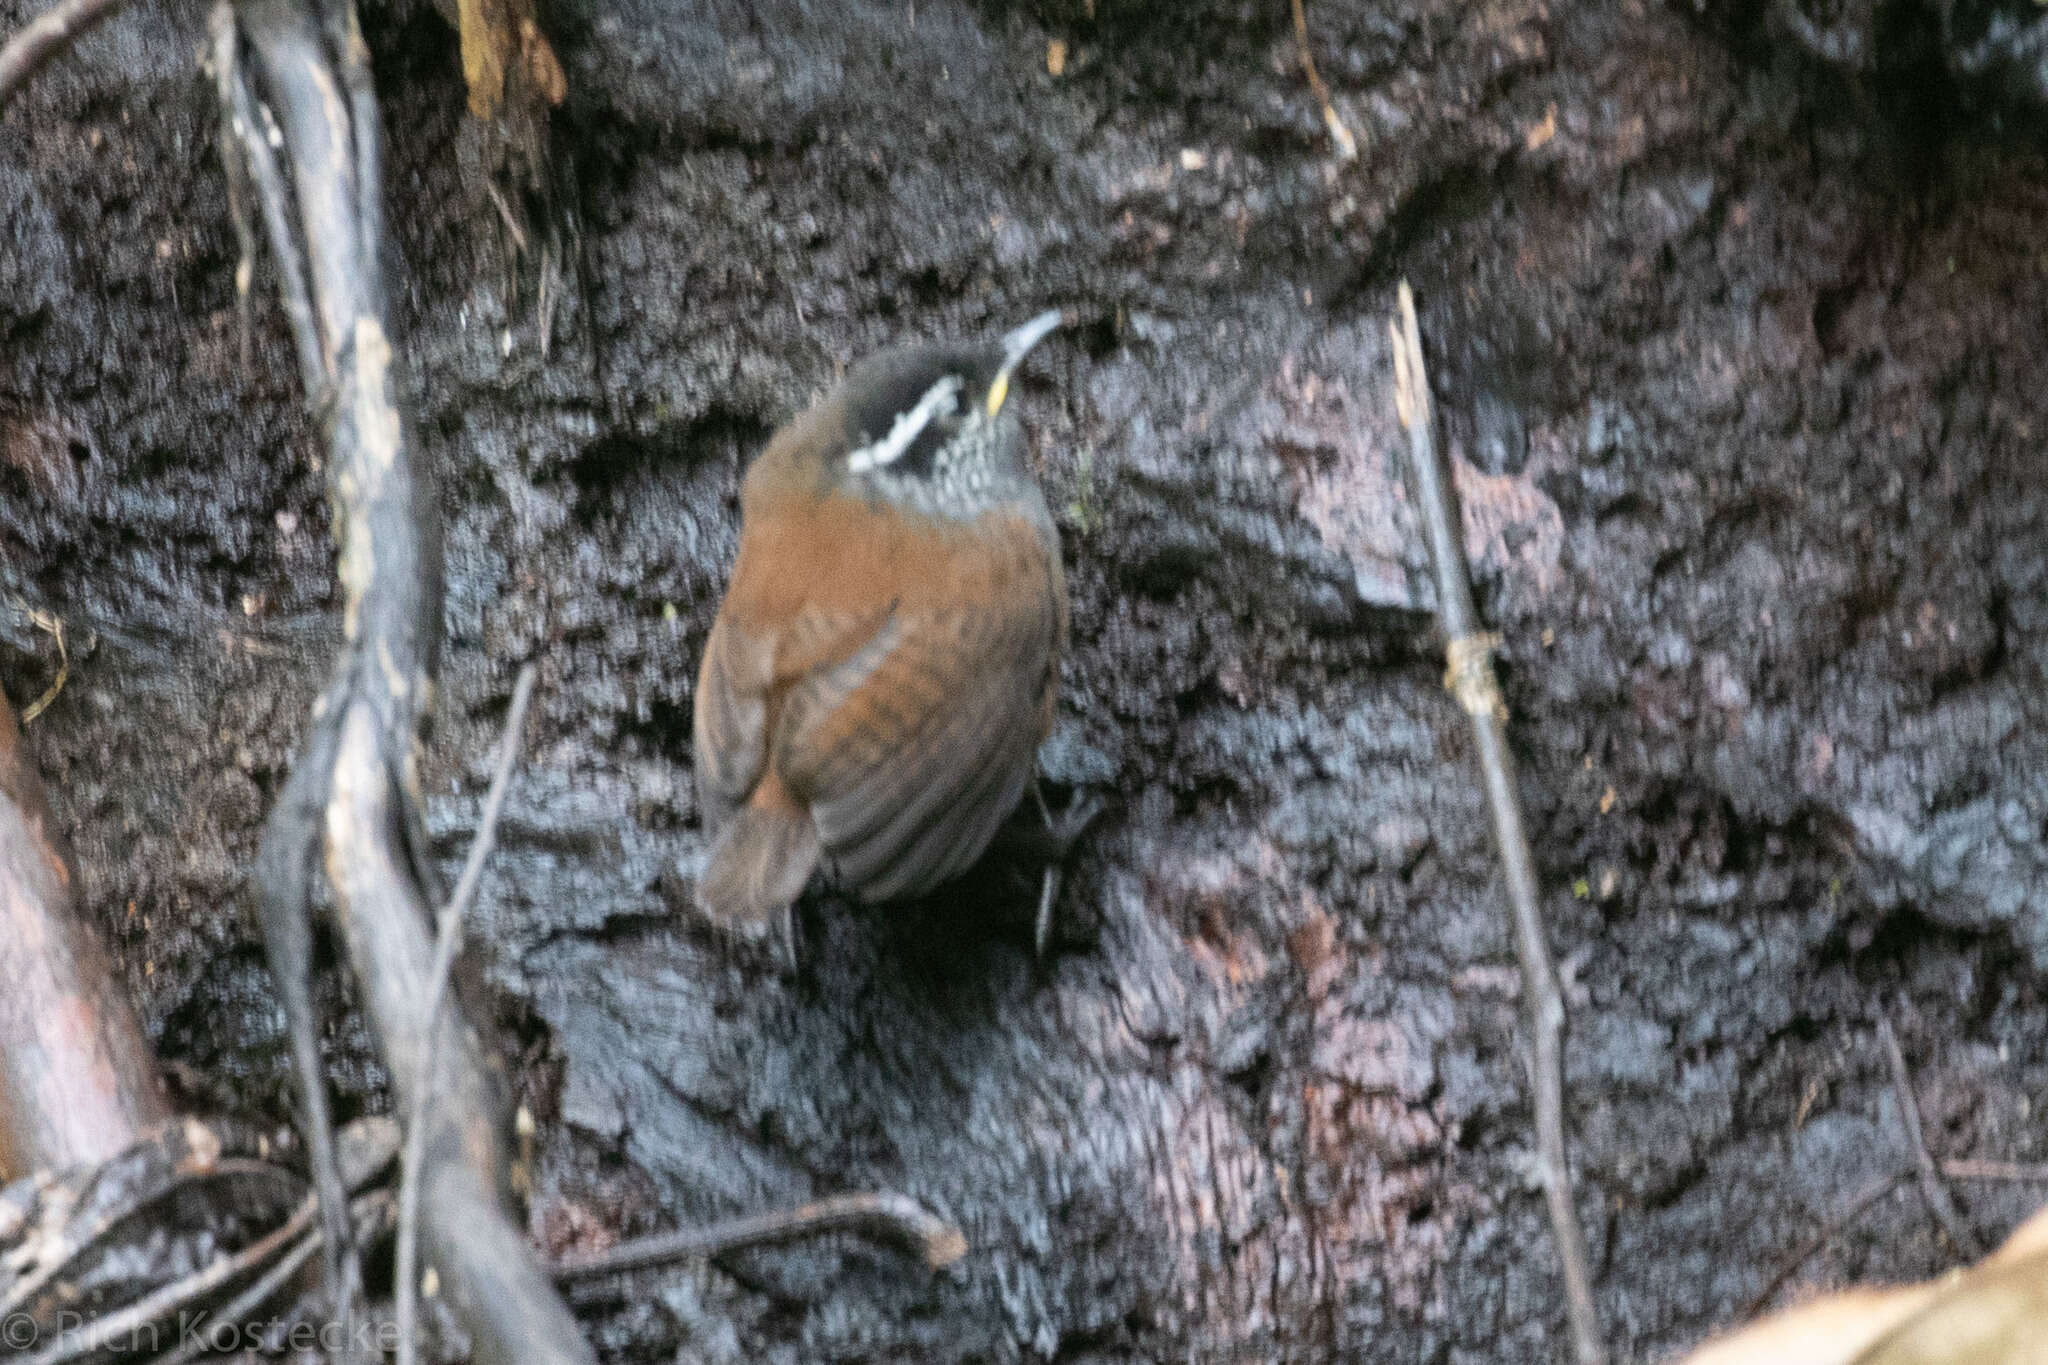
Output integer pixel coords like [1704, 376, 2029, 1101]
[697, 799, 820, 948]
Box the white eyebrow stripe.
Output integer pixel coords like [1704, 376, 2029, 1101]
[845, 374, 964, 473]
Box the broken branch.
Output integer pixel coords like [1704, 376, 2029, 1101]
[1942, 1159, 2048, 1184]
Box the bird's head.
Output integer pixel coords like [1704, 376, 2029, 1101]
[827, 311, 1064, 509]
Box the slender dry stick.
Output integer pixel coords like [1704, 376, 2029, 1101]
[1388, 279, 1607, 1365]
[26, 1191, 316, 1365]
[0, 0, 131, 111]
[1877, 1010, 1984, 1259]
[553, 1191, 969, 1283]
[144, 1229, 323, 1365]
[395, 662, 539, 1365]
[1942, 1159, 2048, 1183]
[147, 1184, 397, 1365]
[211, 4, 323, 396]
[1740, 1171, 1906, 1318]
[1288, 0, 1357, 160]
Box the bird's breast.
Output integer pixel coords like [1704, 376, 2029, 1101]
[721, 484, 1056, 634]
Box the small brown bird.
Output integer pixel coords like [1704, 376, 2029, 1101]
[692, 312, 1070, 945]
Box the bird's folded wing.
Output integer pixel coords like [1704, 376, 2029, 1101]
[779, 601, 1054, 900]
[692, 613, 770, 836]
[691, 601, 891, 834]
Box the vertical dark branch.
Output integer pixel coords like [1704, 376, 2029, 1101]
[239, 0, 440, 718]
[249, 702, 357, 1320]
[1387, 280, 1608, 1365]
[222, 1, 593, 1361]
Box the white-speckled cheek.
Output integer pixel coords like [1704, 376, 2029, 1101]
[859, 408, 1039, 523]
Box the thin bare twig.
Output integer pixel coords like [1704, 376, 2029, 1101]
[211, 4, 322, 395]
[1288, 0, 1357, 160]
[26, 1188, 314, 1365]
[1387, 279, 1606, 1365]
[0, 1120, 274, 1317]
[1877, 1010, 1984, 1259]
[144, 1229, 322, 1365]
[0, 0, 131, 112]
[16, 609, 67, 724]
[395, 662, 539, 1365]
[144, 1187, 395, 1365]
[553, 1191, 968, 1283]
[1941, 1158, 2048, 1183]
[1740, 1171, 1906, 1318]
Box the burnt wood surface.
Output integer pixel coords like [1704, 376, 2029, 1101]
[5, 0, 2048, 1360]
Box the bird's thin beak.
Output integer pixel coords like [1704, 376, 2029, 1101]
[987, 309, 1066, 416]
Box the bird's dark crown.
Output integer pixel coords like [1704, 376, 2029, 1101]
[837, 344, 1002, 481]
